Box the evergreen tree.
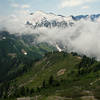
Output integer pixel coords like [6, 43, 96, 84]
[49, 75, 54, 85]
[30, 88, 34, 95]
[42, 80, 46, 88]
[37, 87, 41, 93]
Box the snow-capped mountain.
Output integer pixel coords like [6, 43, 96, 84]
[25, 11, 100, 28]
[26, 11, 71, 28]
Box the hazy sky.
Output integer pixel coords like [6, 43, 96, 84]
[0, 0, 100, 16]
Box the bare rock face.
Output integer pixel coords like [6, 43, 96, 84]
[17, 97, 30, 100]
[57, 69, 66, 76]
[81, 96, 97, 100]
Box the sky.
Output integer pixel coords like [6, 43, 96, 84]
[0, 0, 100, 16]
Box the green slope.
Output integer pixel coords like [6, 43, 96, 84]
[0, 31, 55, 82]
[15, 52, 80, 88]
[4, 52, 100, 100]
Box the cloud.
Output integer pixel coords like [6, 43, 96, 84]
[0, 10, 31, 34]
[60, 0, 96, 8]
[11, 3, 30, 9]
[11, 3, 20, 8]
[36, 20, 100, 60]
[82, 5, 90, 9]
[21, 4, 30, 8]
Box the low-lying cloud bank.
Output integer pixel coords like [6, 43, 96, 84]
[0, 11, 100, 60]
[36, 20, 100, 61]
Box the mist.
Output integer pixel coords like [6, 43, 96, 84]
[36, 20, 100, 60]
[0, 10, 100, 60]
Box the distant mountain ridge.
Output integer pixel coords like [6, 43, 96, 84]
[26, 11, 100, 28]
